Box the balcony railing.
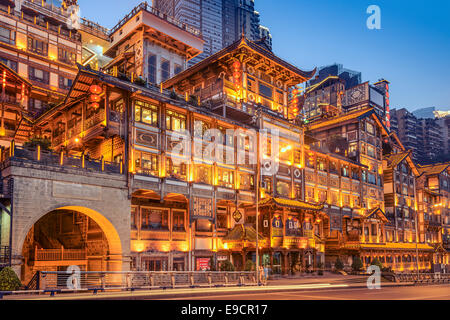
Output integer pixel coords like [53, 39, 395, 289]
[1, 144, 122, 176]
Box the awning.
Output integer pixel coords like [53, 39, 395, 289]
[259, 197, 324, 211]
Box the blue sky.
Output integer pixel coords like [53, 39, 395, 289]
[78, 0, 450, 112]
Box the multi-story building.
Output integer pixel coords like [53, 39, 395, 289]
[416, 163, 450, 271]
[307, 63, 361, 90]
[153, 0, 269, 66]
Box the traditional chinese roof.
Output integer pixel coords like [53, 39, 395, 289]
[259, 197, 324, 211]
[364, 207, 388, 223]
[307, 107, 389, 136]
[222, 224, 265, 243]
[417, 163, 450, 177]
[0, 62, 32, 88]
[388, 131, 405, 151]
[163, 36, 316, 89]
[384, 150, 419, 175]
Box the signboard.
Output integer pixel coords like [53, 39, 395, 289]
[196, 258, 210, 271]
[285, 217, 301, 236]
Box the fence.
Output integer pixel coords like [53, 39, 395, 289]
[395, 272, 450, 284]
[34, 271, 257, 292]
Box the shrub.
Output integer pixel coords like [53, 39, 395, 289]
[370, 258, 383, 270]
[351, 256, 364, 272]
[334, 258, 344, 271]
[24, 137, 51, 151]
[0, 267, 22, 291]
[219, 260, 235, 272]
[244, 260, 255, 272]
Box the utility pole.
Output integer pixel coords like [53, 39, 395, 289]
[255, 108, 261, 285]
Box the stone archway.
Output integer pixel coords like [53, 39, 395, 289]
[16, 206, 125, 282]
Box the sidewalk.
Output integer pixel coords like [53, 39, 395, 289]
[3, 274, 414, 300]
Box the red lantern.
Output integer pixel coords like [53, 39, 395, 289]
[232, 60, 241, 70]
[89, 84, 102, 95]
[293, 89, 299, 95]
[90, 94, 101, 103]
[91, 102, 100, 109]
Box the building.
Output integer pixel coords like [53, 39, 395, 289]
[308, 63, 362, 90]
[153, 0, 269, 66]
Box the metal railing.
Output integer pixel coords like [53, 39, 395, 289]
[34, 271, 257, 292]
[395, 272, 450, 284]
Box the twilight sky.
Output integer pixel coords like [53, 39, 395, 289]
[78, 0, 450, 112]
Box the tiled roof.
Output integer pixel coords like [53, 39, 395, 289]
[259, 197, 324, 211]
[417, 163, 450, 176]
[222, 225, 264, 242]
[365, 207, 388, 223]
[307, 107, 374, 131]
[385, 151, 411, 168]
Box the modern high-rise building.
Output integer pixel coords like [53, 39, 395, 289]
[153, 0, 271, 66]
[308, 63, 362, 90]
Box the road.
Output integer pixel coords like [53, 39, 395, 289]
[161, 285, 450, 300]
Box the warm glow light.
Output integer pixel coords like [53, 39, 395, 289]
[74, 138, 80, 143]
[135, 242, 145, 253]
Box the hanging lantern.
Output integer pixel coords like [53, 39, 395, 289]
[90, 94, 101, 103]
[232, 60, 241, 70]
[89, 84, 102, 95]
[90, 102, 100, 109]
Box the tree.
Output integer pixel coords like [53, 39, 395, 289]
[0, 267, 22, 291]
[244, 260, 255, 272]
[334, 258, 344, 271]
[351, 256, 364, 272]
[219, 260, 235, 271]
[370, 258, 383, 270]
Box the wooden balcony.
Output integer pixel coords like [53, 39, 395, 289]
[32, 246, 87, 267]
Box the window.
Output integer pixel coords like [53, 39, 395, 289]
[367, 145, 375, 158]
[134, 151, 159, 176]
[166, 109, 186, 131]
[195, 164, 212, 184]
[368, 173, 376, 185]
[174, 64, 182, 75]
[161, 59, 170, 82]
[59, 76, 73, 90]
[351, 168, 359, 180]
[366, 122, 375, 135]
[316, 157, 327, 172]
[259, 82, 273, 99]
[0, 58, 17, 72]
[131, 206, 138, 229]
[276, 180, 290, 198]
[135, 100, 158, 126]
[166, 158, 187, 181]
[141, 208, 169, 230]
[294, 183, 302, 199]
[196, 219, 212, 232]
[28, 98, 47, 112]
[172, 210, 185, 231]
[58, 48, 76, 64]
[0, 26, 15, 45]
[194, 119, 211, 140]
[330, 161, 338, 174]
[341, 165, 349, 177]
[29, 67, 49, 84]
[148, 54, 157, 83]
[218, 168, 234, 188]
[216, 207, 228, 229]
[239, 173, 255, 191]
[28, 37, 48, 56]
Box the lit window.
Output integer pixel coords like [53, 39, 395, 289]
[135, 100, 158, 126]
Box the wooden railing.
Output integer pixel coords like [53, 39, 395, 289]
[34, 246, 87, 261]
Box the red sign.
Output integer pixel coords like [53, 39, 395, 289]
[196, 258, 210, 271]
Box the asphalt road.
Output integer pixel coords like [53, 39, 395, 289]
[161, 285, 450, 300]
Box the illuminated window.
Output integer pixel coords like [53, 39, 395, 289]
[135, 100, 158, 126]
[195, 164, 212, 184]
[58, 48, 76, 64]
[166, 158, 187, 181]
[194, 119, 211, 140]
[341, 165, 349, 177]
[28, 67, 49, 84]
[173, 210, 185, 231]
[276, 180, 290, 198]
[366, 122, 375, 135]
[316, 157, 327, 172]
[239, 173, 255, 191]
[218, 168, 234, 188]
[28, 37, 48, 56]
[134, 151, 159, 176]
[141, 208, 168, 230]
[166, 109, 186, 132]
